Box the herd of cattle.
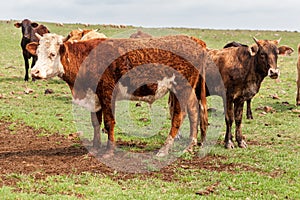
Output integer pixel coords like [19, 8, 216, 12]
[14, 19, 297, 157]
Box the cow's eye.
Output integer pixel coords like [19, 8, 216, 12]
[260, 52, 266, 58]
[49, 53, 56, 59]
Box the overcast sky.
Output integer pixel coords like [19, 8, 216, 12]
[2, 0, 300, 31]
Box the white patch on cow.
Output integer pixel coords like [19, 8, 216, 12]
[72, 88, 101, 112]
[156, 74, 177, 96]
[116, 74, 177, 104]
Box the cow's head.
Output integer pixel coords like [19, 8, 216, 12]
[26, 33, 66, 79]
[248, 37, 293, 79]
[14, 19, 39, 39]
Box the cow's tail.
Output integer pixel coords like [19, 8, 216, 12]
[297, 44, 300, 69]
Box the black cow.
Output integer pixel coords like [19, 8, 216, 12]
[14, 19, 50, 81]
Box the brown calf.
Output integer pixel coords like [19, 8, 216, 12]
[208, 38, 291, 148]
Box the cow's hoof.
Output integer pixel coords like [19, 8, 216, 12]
[156, 145, 170, 157]
[184, 138, 197, 153]
[183, 145, 194, 154]
[156, 135, 174, 157]
[89, 147, 99, 156]
[174, 131, 182, 141]
[225, 140, 235, 149]
[102, 150, 114, 159]
[92, 142, 101, 149]
[238, 140, 247, 148]
[246, 115, 254, 120]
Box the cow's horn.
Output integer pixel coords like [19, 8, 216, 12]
[35, 33, 42, 40]
[277, 37, 281, 44]
[253, 37, 259, 44]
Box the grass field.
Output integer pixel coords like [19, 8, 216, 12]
[0, 20, 299, 199]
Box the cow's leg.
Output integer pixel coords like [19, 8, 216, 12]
[297, 83, 300, 106]
[102, 110, 116, 158]
[185, 93, 200, 153]
[91, 110, 102, 148]
[198, 78, 208, 147]
[234, 100, 247, 148]
[100, 92, 116, 158]
[297, 64, 300, 105]
[23, 53, 30, 81]
[30, 56, 37, 81]
[224, 98, 234, 149]
[246, 99, 253, 119]
[156, 93, 183, 157]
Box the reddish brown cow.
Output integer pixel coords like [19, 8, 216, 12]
[14, 19, 50, 81]
[26, 33, 208, 157]
[208, 38, 291, 148]
[297, 44, 300, 105]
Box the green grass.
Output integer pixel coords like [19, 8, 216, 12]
[0, 20, 299, 199]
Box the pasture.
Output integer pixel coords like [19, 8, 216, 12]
[0, 20, 299, 199]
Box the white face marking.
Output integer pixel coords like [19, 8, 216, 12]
[116, 74, 176, 104]
[31, 33, 65, 79]
[72, 88, 101, 112]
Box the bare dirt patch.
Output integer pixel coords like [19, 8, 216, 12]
[0, 120, 262, 187]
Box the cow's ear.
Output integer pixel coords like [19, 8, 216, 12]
[31, 22, 39, 28]
[14, 22, 21, 28]
[249, 44, 258, 56]
[278, 45, 294, 56]
[26, 42, 39, 56]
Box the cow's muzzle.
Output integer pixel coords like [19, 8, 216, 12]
[268, 68, 280, 79]
[31, 69, 42, 79]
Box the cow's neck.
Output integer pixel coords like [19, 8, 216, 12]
[247, 55, 268, 91]
[59, 42, 91, 90]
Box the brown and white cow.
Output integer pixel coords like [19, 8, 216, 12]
[26, 33, 208, 157]
[14, 19, 50, 81]
[207, 38, 291, 149]
[297, 44, 300, 106]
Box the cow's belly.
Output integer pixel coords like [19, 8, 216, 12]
[116, 83, 169, 104]
[116, 74, 176, 104]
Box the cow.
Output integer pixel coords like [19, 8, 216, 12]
[208, 41, 293, 120]
[26, 33, 208, 157]
[66, 29, 107, 42]
[129, 30, 153, 39]
[14, 19, 50, 81]
[207, 38, 292, 149]
[297, 44, 300, 106]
